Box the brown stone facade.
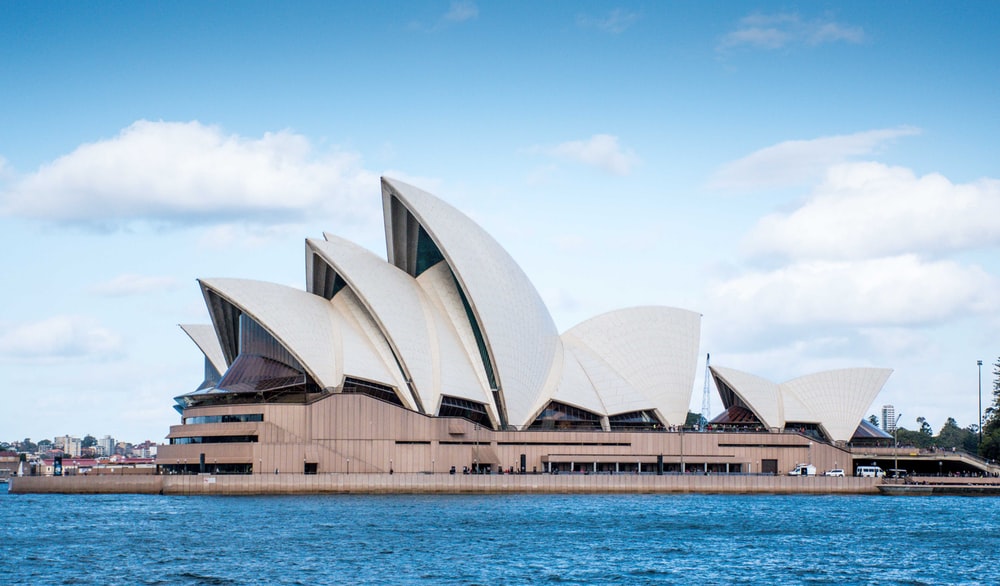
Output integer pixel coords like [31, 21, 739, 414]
[157, 394, 853, 477]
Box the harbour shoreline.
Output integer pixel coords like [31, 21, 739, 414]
[9, 473, 881, 495]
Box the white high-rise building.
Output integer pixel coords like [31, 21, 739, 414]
[882, 405, 897, 432]
[97, 435, 116, 457]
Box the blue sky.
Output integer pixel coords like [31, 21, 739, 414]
[2, 1, 998, 443]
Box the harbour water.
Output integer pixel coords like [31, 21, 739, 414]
[2, 489, 998, 585]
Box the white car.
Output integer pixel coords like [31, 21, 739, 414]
[824, 469, 845, 477]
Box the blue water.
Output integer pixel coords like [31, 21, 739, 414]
[2, 489, 998, 585]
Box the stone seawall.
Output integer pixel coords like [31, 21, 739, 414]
[8, 474, 880, 495]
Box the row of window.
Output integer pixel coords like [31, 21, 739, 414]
[169, 435, 259, 444]
[184, 414, 264, 425]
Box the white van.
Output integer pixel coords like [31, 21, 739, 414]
[788, 464, 816, 476]
[855, 465, 884, 478]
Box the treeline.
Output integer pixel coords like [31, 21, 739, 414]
[880, 417, 980, 453]
[872, 358, 1000, 461]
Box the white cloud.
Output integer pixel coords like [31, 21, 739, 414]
[0, 120, 380, 228]
[745, 162, 1000, 260]
[718, 12, 864, 51]
[444, 1, 478, 22]
[709, 127, 920, 191]
[408, 1, 478, 32]
[531, 134, 639, 176]
[708, 255, 1000, 333]
[0, 316, 122, 360]
[88, 274, 179, 296]
[577, 9, 640, 34]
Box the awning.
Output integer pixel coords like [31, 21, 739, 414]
[543, 454, 736, 464]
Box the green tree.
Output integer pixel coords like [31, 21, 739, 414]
[868, 414, 879, 428]
[916, 416, 933, 436]
[963, 425, 980, 453]
[82, 435, 97, 449]
[936, 417, 972, 450]
[979, 357, 1000, 461]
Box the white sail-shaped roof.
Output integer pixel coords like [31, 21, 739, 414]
[181, 177, 712, 431]
[414, 262, 501, 422]
[179, 323, 227, 376]
[307, 236, 434, 411]
[711, 365, 892, 442]
[200, 277, 342, 389]
[539, 345, 607, 418]
[327, 288, 414, 405]
[381, 177, 561, 427]
[562, 338, 643, 416]
[563, 307, 700, 426]
[783, 368, 892, 443]
[200, 277, 406, 397]
[711, 366, 783, 429]
[307, 235, 494, 419]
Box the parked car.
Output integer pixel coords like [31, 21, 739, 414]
[824, 469, 845, 477]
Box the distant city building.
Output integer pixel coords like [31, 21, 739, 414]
[54, 435, 81, 457]
[97, 435, 116, 457]
[882, 405, 896, 432]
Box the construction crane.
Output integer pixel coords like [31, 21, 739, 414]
[700, 353, 711, 429]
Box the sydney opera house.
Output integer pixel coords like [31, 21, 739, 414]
[157, 178, 892, 477]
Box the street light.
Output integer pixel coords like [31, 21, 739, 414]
[978, 360, 984, 445]
[474, 424, 479, 474]
[893, 413, 903, 480]
[346, 458, 350, 475]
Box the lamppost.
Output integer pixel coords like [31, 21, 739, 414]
[474, 424, 479, 474]
[978, 360, 984, 445]
[346, 458, 350, 475]
[893, 413, 903, 480]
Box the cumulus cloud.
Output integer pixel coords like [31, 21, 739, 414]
[530, 134, 639, 176]
[709, 127, 920, 191]
[0, 316, 122, 360]
[718, 12, 864, 51]
[744, 162, 1000, 260]
[0, 120, 380, 228]
[577, 9, 640, 34]
[88, 274, 179, 296]
[708, 255, 1000, 332]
